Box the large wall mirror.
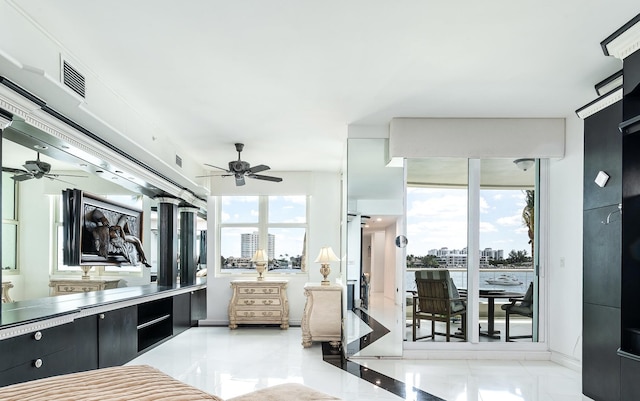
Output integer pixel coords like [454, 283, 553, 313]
[345, 138, 404, 358]
[1, 119, 206, 303]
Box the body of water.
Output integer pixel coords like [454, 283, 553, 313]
[406, 269, 535, 294]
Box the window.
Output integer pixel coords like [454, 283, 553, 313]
[219, 195, 307, 274]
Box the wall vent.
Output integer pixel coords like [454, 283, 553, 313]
[62, 60, 86, 98]
[175, 154, 182, 168]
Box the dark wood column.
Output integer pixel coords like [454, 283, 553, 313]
[179, 207, 198, 285]
[156, 197, 180, 286]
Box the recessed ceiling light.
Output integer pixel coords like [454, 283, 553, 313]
[33, 144, 48, 150]
[376, 218, 382, 222]
[96, 170, 103, 173]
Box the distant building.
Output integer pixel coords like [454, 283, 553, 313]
[240, 232, 276, 259]
[424, 247, 504, 267]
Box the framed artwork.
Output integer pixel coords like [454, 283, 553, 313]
[63, 189, 149, 267]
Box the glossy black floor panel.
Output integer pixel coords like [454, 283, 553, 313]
[323, 308, 446, 401]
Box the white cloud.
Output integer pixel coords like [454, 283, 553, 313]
[480, 196, 490, 214]
[221, 212, 230, 222]
[497, 213, 522, 227]
[480, 222, 497, 233]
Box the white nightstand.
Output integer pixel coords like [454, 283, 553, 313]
[301, 283, 342, 348]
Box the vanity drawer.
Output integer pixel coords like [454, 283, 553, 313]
[0, 323, 74, 372]
[0, 347, 76, 387]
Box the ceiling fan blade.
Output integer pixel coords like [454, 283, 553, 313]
[195, 173, 230, 178]
[45, 176, 78, 185]
[47, 173, 88, 178]
[235, 174, 246, 186]
[204, 163, 230, 172]
[2, 167, 28, 174]
[11, 173, 34, 182]
[248, 164, 270, 174]
[249, 174, 282, 183]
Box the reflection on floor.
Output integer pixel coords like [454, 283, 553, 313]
[127, 290, 582, 401]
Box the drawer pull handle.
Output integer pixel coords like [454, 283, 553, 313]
[262, 312, 274, 316]
[262, 289, 274, 293]
[244, 300, 255, 305]
[34, 359, 43, 368]
[99, 314, 105, 320]
[262, 300, 273, 305]
[34, 331, 43, 341]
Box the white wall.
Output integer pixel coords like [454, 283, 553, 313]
[201, 171, 341, 326]
[548, 114, 584, 365]
[371, 231, 385, 294]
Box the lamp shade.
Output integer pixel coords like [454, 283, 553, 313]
[314, 246, 339, 263]
[251, 249, 268, 263]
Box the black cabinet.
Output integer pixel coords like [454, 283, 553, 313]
[74, 315, 98, 372]
[98, 305, 137, 368]
[173, 292, 191, 336]
[621, 357, 640, 400]
[174, 288, 207, 335]
[583, 303, 621, 401]
[0, 286, 205, 386]
[582, 95, 623, 400]
[0, 323, 77, 387]
[137, 297, 173, 352]
[190, 288, 207, 324]
[583, 207, 621, 307]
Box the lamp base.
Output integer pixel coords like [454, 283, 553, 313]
[320, 264, 331, 285]
[256, 263, 266, 281]
[80, 265, 93, 280]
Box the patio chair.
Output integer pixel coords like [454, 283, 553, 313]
[501, 282, 534, 341]
[412, 270, 466, 342]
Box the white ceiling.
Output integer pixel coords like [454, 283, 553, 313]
[5, 1, 639, 175]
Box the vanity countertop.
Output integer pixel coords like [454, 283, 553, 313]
[0, 279, 207, 331]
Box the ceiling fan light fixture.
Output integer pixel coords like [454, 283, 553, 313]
[513, 158, 535, 171]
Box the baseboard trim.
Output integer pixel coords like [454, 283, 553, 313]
[550, 351, 582, 372]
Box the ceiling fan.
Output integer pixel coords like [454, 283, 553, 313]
[199, 143, 283, 186]
[1, 152, 87, 184]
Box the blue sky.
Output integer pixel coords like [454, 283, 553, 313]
[406, 187, 531, 257]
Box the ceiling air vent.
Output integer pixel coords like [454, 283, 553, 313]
[62, 60, 85, 98]
[175, 154, 182, 168]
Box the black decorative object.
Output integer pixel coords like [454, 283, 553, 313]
[63, 189, 147, 267]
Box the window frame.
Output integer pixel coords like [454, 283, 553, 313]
[1, 172, 19, 274]
[217, 195, 308, 276]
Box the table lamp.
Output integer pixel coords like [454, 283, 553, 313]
[314, 246, 339, 285]
[252, 249, 268, 281]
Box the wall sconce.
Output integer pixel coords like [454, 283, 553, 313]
[513, 158, 535, 171]
[252, 249, 268, 281]
[314, 246, 339, 285]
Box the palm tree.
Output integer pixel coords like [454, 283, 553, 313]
[522, 190, 535, 260]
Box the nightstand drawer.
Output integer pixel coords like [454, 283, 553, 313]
[235, 310, 283, 319]
[237, 286, 281, 295]
[235, 297, 282, 307]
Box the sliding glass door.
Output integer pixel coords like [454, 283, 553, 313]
[405, 158, 540, 344]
